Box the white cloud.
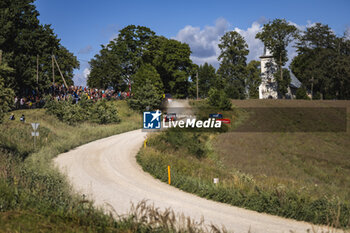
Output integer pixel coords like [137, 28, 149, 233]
[346, 26, 350, 40]
[83, 67, 90, 78]
[175, 18, 313, 69]
[234, 21, 263, 62]
[175, 18, 229, 68]
[78, 45, 93, 54]
[73, 73, 86, 87]
[73, 66, 90, 87]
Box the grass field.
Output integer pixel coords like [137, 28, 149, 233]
[137, 99, 350, 228]
[215, 100, 350, 201]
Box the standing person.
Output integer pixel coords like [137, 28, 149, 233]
[14, 96, 18, 109]
[20, 97, 25, 109]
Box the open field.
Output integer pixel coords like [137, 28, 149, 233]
[215, 100, 350, 201]
[138, 100, 350, 228]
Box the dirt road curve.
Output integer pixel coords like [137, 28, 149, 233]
[54, 101, 325, 233]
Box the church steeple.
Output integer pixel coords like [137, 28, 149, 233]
[259, 46, 278, 99]
[262, 46, 273, 57]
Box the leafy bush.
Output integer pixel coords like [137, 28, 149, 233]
[90, 99, 119, 124]
[44, 95, 120, 125]
[208, 88, 232, 110]
[296, 85, 310, 99]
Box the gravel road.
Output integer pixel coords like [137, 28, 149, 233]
[54, 100, 326, 233]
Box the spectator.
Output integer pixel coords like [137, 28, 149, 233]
[20, 97, 25, 109]
[14, 96, 19, 109]
[9, 113, 15, 120]
[20, 114, 25, 123]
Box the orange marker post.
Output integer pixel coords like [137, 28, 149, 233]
[168, 165, 171, 185]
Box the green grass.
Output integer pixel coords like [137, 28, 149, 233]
[137, 100, 350, 228]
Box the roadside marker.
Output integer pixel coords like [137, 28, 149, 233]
[31, 123, 40, 130]
[31, 122, 40, 149]
[168, 165, 171, 185]
[144, 139, 147, 148]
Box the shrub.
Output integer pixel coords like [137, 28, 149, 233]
[208, 88, 232, 110]
[44, 95, 119, 125]
[296, 85, 310, 100]
[90, 99, 120, 124]
[154, 129, 206, 159]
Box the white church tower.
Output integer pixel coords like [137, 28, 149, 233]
[259, 47, 278, 99]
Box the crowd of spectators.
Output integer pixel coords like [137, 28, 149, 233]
[14, 84, 131, 109]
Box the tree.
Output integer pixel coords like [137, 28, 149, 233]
[132, 63, 163, 94]
[246, 60, 261, 99]
[275, 68, 291, 97]
[88, 42, 122, 89]
[197, 62, 217, 98]
[218, 31, 249, 99]
[88, 25, 155, 90]
[256, 19, 298, 98]
[128, 79, 163, 112]
[128, 64, 163, 111]
[0, 54, 15, 123]
[291, 23, 350, 99]
[144, 36, 194, 98]
[89, 30, 194, 97]
[0, 0, 79, 94]
[116, 25, 155, 84]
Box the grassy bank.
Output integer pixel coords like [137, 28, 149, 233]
[0, 101, 220, 232]
[137, 100, 350, 228]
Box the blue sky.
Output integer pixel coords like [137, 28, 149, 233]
[35, 0, 350, 86]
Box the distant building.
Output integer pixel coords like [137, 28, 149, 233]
[259, 47, 278, 99]
[259, 47, 301, 99]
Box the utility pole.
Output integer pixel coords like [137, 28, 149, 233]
[52, 55, 55, 84]
[53, 55, 68, 88]
[196, 71, 199, 100]
[311, 76, 314, 100]
[36, 55, 39, 91]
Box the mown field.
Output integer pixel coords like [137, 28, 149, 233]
[0, 101, 219, 233]
[215, 100, 350, 202]
[137, 99, 350, 228]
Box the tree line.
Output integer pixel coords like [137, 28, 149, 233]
[88, 20, 349, 108]
[0, 0, 79, 96]
[1, 0, 350, 118]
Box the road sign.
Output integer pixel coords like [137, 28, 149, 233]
[31, 123, 40, 131]
[31, 132, 39, 137]
[216, 118, 231, 124]
[209, 113, 223, 119]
